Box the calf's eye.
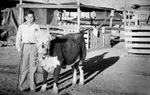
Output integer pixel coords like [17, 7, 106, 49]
[42, 42, 44, 48]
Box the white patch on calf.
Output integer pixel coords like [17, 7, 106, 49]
[40, 56, 60, 72]
[72, 68, 77, 85]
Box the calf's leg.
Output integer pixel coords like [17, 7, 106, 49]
[72, 64, 78, 85]
[53, 66, 61, 94]
[41, 68, 48, 91]
[79, 61, 84, 85]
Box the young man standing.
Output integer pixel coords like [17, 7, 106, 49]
[15, 9, 40, 92]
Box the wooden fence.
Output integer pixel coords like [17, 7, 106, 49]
[40, 25, 111, 52]
[125, 26, 150, 55]
[83, 27, 111, 52]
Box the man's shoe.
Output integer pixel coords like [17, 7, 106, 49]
[29, 89, 36, 93]
[19, 87, 30, 92]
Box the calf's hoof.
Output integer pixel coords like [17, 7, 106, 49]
[40, 84, 47, 92]
[53, 83, 58, 94]
[72, 82, 77, 86]
[79, 82, 84, 87]
[53, 88, 58, 94]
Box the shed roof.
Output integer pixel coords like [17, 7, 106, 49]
[5, 0, 113, 9]
[4, 0, 150, 10]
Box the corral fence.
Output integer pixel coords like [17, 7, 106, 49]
[125, 26, 150, 55]
[40, 24, 111, 52]
[123, 8, 150, 56]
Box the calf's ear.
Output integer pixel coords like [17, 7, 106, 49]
[50, 34, 57, 40]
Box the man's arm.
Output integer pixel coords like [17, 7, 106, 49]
[15, 25, 22, 53]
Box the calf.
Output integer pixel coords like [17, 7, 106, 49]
[38, 33, 86, 94]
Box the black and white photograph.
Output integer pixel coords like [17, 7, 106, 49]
[0, 0, 150, 95]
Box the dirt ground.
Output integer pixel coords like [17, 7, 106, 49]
[0, 42, 150, 95]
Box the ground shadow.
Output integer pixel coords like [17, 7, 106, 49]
[84, 53, 119, 84]
[36, 52, 119, 93]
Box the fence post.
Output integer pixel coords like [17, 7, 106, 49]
[102, 27, 105, 47]
[19, 0, 23, 24]
[77, 0, 80, 33]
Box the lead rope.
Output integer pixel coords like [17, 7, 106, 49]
[17, 43, 24, 95]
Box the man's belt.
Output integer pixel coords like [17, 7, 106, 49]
[24, 42, 36, 44]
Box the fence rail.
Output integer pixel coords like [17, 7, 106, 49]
[125, 26, 150, 55]
[40, 25, 111, 52]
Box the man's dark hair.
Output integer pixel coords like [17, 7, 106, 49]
[24, 9, 35, 21]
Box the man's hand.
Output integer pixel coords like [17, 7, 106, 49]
[18, 51, 22, 57]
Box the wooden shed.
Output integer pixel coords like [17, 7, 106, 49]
[18, 0, 115, 52]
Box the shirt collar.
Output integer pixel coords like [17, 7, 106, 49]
[23, 22, 35, 26]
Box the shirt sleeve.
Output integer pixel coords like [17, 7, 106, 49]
[15, 25, 22, 52]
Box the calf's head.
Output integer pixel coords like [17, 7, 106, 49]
[36, 32, 58, 58]
[36, 32, 60, 72]
[36, 31, 51, 57]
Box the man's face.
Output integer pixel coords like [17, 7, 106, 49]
[25, 14, 34, 23]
